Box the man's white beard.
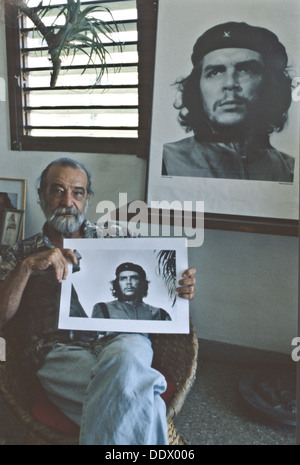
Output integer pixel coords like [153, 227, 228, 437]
[40, 197, 88, 234]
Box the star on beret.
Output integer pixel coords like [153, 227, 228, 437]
[223, 31, 231, 38]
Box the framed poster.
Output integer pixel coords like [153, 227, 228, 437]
[58, 237, 189, 334]
[146, 0, 300, 232]
[0, 178, 26, 239]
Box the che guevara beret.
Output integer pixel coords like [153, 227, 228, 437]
[115, 262, 146, 279]
[191, 22, 288, 70]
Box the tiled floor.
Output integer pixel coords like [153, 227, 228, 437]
[174, 357, 296, 445]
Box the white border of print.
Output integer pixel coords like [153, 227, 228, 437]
[58, 237, 189, 334]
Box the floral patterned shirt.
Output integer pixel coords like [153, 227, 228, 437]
[0, 219, 128, 282]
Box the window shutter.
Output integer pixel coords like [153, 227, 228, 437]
[5, 0, 149, 155]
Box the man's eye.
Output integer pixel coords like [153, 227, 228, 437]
[239, 66, 251, 74]
[237, 63, 262, 75]
[51, 188, 64, 197]
[206, 69, 222, 78]
[73, 191, 84, 200]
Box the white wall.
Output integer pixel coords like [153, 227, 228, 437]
[188, 229, 298, 354]
[0, 15, 298, 355]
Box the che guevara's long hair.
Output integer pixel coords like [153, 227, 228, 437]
[174, 59, 292, 140]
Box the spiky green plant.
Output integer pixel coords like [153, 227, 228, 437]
[10, 0, 122, 87]
[155, 250, 177, 307]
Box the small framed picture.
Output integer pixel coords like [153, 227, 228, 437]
[0, 178, 26, 239]
[0, 209, 24, 246]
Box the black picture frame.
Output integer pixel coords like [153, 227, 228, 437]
[140, 0, 299, 236]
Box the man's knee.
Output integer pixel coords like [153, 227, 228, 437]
[98, 333, 153, 370]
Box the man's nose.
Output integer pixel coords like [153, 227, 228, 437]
[223, 70, 240, 90]
[61, 189, 74, 207]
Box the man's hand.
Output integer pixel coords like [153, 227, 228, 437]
[24, 248, 78, 283]
[176, 267, 196, 300]
[0, 247, 78, 329]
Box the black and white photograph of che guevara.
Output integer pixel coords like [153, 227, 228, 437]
[147, 0, 299, 219]
[58, 238, 189, 334]
[91, 261, 172, 322]
[162, 21, 294, 182]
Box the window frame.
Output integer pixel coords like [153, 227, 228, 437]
[5, 0, 158, 157]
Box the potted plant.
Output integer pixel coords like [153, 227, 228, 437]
[6, 0, 122, 87]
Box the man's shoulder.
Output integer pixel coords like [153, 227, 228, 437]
[2, 230, 45, 260]
[268, 146, 295, 169]
[93, 300, 118, 311]
[143, 302, 171, 320]
[91, 300, 118, 318]
[163, 136, 197, 154]
[162, 135, 211, 176]
[163, 136, 210, 165]
[0, 231, 45, 281]
[276, 149, 295, 163]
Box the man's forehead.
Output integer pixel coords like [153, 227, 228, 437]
[119, 270, 140, 278]
[201, 47, 264, 67]
[46, 164, 88, 188]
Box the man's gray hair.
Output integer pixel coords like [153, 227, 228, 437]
[38, 158, 94, 195]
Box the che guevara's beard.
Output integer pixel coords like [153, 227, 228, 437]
[122, 293, 137, 302]
[40, 197, 88, 235]
[119, 289, 144, 303]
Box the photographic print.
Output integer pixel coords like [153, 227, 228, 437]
[58, 237, 189, 334]
[0, 209, 24, 246]
[146, 0, 300, 221]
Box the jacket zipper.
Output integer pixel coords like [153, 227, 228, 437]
[233, 142, 249, 179]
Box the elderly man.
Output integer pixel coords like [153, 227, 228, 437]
[162, 22, 295, 182]
[92, 262, 171, 321]
[0, 158, 196, 445]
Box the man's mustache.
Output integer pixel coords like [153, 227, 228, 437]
[214, 96, 248, 110]
[51, 207, 80, 220]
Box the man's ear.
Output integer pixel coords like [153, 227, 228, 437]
[37, 188, 45, 206]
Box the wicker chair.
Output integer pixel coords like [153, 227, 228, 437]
[0, 320, 198, 445]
